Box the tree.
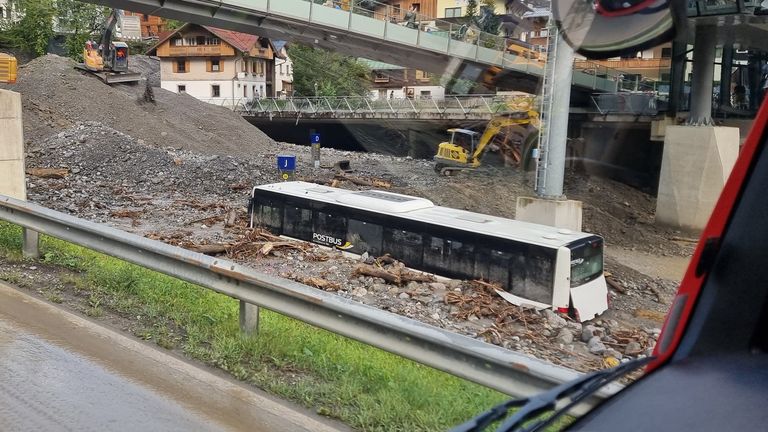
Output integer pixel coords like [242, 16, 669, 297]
[0, 0, 56, 57]
[478, 0, 501, 35]
[465, 0, 478, 20]
[288, 43, 371, 97]
[56, 0, 108, 61]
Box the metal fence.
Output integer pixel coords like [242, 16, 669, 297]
[229, 94, 539, 120]
[0, 195, 617, 410]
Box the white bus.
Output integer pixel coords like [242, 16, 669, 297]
[249, 182, 608, 321]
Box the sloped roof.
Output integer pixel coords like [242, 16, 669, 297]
[203, 26, 259, 52]
[146, 23, 263, 54]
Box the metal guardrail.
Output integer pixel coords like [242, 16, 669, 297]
[226, 94, 539, 120]
[0, 195, 618, 409]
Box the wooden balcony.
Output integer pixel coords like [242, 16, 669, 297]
[164, 44, 234, 57]
[575, 58, 671, 71]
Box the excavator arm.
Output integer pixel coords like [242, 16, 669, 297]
[470, 111, 541, 163]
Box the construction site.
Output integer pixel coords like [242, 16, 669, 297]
[0, 53, 694, 373]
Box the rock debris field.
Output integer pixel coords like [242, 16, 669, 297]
[3, 54, 696, 373]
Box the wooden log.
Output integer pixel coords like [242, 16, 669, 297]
[354, 264, 401, 285]
[225, 209, 237, 227]
[27, 167, 69, 179]
[606, 277, 627, 294]
[400, 270, 436, 283]
[669, 236, 699, 243]
[188, 244, 228, 255]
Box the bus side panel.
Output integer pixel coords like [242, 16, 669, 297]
[347, 219, 383, 256]
[251, 193, 284, 234]
[312, 209, 348, 247]
[383, 227, 423, 268]
[282, 200, 314, 241]
[509, 246, 556, 305]
[474, 248, 513, 291]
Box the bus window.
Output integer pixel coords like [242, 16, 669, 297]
[383, 228, 423, 268]
[283, 205, 313, 240]
[347, 219, 383, 256]
[423, 235, 447, 273]
[447, 239, 475, 278]
[510, 248, 555, 305]
[313, 211, 348, 247]
[569, 238, 604, 287]
[490, 250, 512, 288]
[254, 202, 282, 232]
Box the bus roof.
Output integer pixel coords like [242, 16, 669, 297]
[253, 182, 597, 248]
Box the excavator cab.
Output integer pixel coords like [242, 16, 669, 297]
[434, 129, 481, 175]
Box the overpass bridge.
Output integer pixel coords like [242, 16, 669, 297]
[85, 0, 627, 95]
[199, 92, 661, 121]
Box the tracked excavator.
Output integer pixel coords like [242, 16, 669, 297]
[76, 9, 140, 84]
[433, 110, 540, 176]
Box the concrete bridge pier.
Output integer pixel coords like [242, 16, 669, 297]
[655, 25, 740, 231]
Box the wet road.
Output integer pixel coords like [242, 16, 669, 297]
[0, 283, 346, 432]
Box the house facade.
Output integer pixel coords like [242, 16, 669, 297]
[362, 60, 445, 100]
[272, 40, 293, 97]
[123, 11, 168, 38]
[149, 24, 279, 107]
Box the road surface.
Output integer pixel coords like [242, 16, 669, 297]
[0, 282, 347, 432]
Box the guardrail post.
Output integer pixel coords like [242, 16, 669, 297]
[239, 300, 259, 335]
[23, 229, 39, 259]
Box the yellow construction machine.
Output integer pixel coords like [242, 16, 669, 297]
[433, 110, 540, 176]
[0, 53, 18, 84]
[77, 9, 140, 84]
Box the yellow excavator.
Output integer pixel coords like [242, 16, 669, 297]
[433, 110, 540, 176]
[77, 9, 140, 84]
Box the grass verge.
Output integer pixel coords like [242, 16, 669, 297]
[0, 222, 508, 431]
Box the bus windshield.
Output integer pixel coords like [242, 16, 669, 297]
[569, 238, 604, 287]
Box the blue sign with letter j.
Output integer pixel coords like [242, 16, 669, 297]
[277, 155, 296, 171]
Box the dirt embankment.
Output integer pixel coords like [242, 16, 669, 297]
[10, 54, 692, 373]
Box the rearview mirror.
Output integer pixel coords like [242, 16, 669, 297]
[553, 0, 687, 59]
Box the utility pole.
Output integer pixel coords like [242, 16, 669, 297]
[534, 18, 574, 199]
[515, 17, 582, 231]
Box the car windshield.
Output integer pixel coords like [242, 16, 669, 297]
[0, 0, 747, 430]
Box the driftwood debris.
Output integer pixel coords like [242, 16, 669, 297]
[189, 244, 229, 255]
[225, 209, 238, 227]
[354, 254, 436, 285]
[669, 236, 699, 243]
[27, 167, 70, 179]
[334, 174, 392, 189]
[606, 277, 627, 294]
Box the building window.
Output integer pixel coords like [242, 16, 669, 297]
[172, 38, 183, 46]
[142, 14, 148, 20]
[177, 85, 186, 93]
[253, 60, 265, 75]
[175, 59, 187, 73]
[211, 58, 221, 72]
[212, 85, 220, 97]
[374, 71, 389, 83]
[661, 47, 672, 58]
[244, 86, 247, 98]
[416, 70, 431, 81]
[185, 37, 198, 46]
[420, 90, 431, 98]
[253, 85, 257, 96]
[444, 7, 461, 17]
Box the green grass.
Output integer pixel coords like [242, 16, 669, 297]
[0, 222, 508, 431]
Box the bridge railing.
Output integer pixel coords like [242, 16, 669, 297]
[233, 94, 540, 118]
[315, 0, 514, 53]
